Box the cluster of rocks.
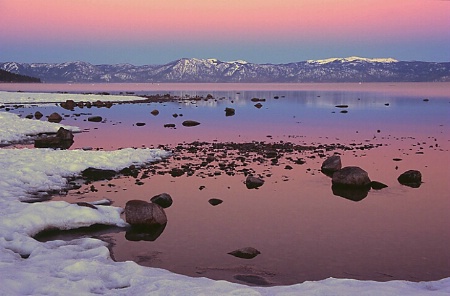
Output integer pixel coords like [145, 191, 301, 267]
[60, 99, 113, 110]
[320, 155, 422, 201]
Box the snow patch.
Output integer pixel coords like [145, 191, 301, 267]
[0, 91, 144, 105]
[0, 112, 80, 145]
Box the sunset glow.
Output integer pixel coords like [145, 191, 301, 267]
[1, 0, 449, 64]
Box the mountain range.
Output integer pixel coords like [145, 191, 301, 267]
[1, 57, 449, 83]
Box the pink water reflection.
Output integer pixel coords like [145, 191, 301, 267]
[23, 83, 450, 286]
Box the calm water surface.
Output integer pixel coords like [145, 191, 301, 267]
[3, 83, 450, 286]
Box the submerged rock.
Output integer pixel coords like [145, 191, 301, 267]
[398, 170, 422, 188]
[233, 275, 271, 286]
[150, 193, 173, 208]
[150, 109, 159, 116]
[228, 247, 261, 259]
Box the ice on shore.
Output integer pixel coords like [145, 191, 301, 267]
[0, 92, 449, 295]
[0, 90, 144, 104]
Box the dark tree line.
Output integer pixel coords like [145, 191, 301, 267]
[0, 69, 41, 83]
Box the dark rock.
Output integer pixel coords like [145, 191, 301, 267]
[88, 116, 103, 122]
[225, 107, 235, 116]
[125, 200, 167, 226]
[254, 103, 263, 109]
[76, 202, 98, 209]
[119, 166, 139, 178]
[332, 166, 371, 188]
[48, 112, 62, 123]
[335, 104, 349, 108]
[398, 170, 422, 188]
[321, 155, 342, 175]
[170, 168, 185, 177]
[82, 167, 116, 181]
[251, 98, 265, 102]
[371, 181, 388, 190]
[150, 193, 173, 208]
[245, 176, 265, 189]
[34, 127, 74, 149]
[233, 275, 271, 286]
[56, 127, 74, 140]
[208, 198, 223, 206]
[34, 111, 43, 119]
[136, 122, 146, 126]
[228, 247, 261, 259]
[150, 109, 159, 116]
[60, 100, 76, 110]
[25, 114, 33, 119]
[182, 120, 200, 127]
[164, 123, 176, 128]
[264, 150, 278, 158]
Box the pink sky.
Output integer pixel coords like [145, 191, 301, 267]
[1, 0, 449, 64]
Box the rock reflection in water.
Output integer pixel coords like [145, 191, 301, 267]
[331, 185, 370, 202]
[125, 223, 167, 242]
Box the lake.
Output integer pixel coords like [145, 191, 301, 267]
[3, 82, 450, 286]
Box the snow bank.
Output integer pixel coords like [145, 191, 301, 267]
[0, 92, 449, 295]
[0, 112, 80, 144]
[0, 90, 144, 104]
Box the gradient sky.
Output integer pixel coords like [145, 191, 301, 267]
[1, 0, 449, 65]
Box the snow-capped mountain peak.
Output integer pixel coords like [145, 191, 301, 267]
[307, 56, 398, 64]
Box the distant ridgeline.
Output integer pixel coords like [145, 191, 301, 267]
[1, 57, 449, 83]
[0, 69, 41, 83]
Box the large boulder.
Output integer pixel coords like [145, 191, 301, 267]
[150, 193, 173, 208]
[125, 200, 167, 227]
[245, 175, 265, 189]
[332, 166, 371, 188]
[398, 170, 422, 188]
[321, 155, 342, 175]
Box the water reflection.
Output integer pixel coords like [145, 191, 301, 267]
[331, 185, 370, 202]
[125, 223, 167, 242]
